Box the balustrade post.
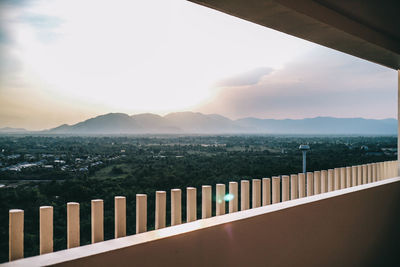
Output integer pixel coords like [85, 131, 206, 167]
[155, 191, 166, 229]
[321, 170, 328, 193]
[216, 184, 225, 215]
[171, 189, 181, 226]
[229, 182, 238, 213]
[372, 163, 377, 182]
[252, 179, 261, 208]
[187, 187, 197, 222]
[262, 178, 271, 206]
[91, 200, 103, 244]
[367, 164, 372, 183]
[136, 194, 147, 233]
[306, 172, 314, 196]
[334, 168, 340, 190]
[357, 165, 362, 184]
[346, 167, 352, 188]
[290, 174, 298, 199]
[380, 162, 384, 180]
[340, 167, 346, 189]
[281, 176, 289, 201]
[327, 169, 334, 192]
[272, 176, 280, 203]
[67, 202, 80, 248]
[314, 171, 321, 194]
[114, 197, 126, 238]
[351, 166, 357, 186]
[362, 164, 367, 184]
[40, 206, 53, 254]
[202, 186, 212, 219]
[298, 173, 306, 197]
[9, 209, 23, 261]
[241, 180, 250, 210]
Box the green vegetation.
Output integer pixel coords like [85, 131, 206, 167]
[0, 135, 396, 262]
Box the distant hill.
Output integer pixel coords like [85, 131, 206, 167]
[0, 127, 27, 133]
[236, 117, 397, 135]
[41, 112, 397, 135]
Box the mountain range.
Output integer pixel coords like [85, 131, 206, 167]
[47, 112, 398, 135]
[1, 112, 397, 135]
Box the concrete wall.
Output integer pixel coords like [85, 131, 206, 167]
[6, 178, 400, 267]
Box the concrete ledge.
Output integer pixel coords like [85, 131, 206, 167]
[4, 177, 400, 266]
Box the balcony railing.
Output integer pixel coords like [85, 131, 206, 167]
[5, 160, 399, 265]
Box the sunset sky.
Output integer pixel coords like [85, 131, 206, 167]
[0, 0, 397, 130]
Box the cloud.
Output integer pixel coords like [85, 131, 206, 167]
[17, 13, 63, 28]
[197, 47, 397, 119]
[215, 67, 274, 87]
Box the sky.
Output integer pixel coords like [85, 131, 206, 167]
[0, 0, 397, 130]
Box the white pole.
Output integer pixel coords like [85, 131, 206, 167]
[398, 70, 400, 176]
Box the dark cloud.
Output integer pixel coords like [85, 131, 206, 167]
[215, 67, 274, 87]
[198, 48, 397, 119]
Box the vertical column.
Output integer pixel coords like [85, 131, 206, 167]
[390, 161, 395, 178]
[327, 169, 334, 192]
[385, 161, 388, 179]
[229, 182, 238, 213]
[290, 174, 298, 199]
[367, 164, 372, 183]
[155, 191, 166, 229]
[114, 197, 126, 238]
[281, 176, 289, 201]
[376, 162, 380, 180]
[377, 162, 381, 180]
[171, 189, 181, 225]
[346, 167, 352, 188]
[391, 161, 395, 178]
[272, 176, 280, 204]
[357, 165, 362, 184]
[136, 194, 147, 233]
[202, 186, 212, 219]
[262, 178, 271, 206]
[314, 171, 321, 194]
[252, 179, 261, 208]
[334, 168, 340, 190]
[9, 209, 23, 261]
[241, 180, 250, 210]
[306, 172, 314, 196]
[321, 170, 328, 193]
[67, 202, 80, 248]
[372, 163, 377, 182]
[398, 69, 400, 176]
[187, 187, 197, 222]
[351, 166, 357, 186]
[384, 161, 388, 179]
[216, 184, 225, 216]
[298, 173, 306, 197]
[380, 162, 384, 180]
[91, 200, 103, 244]
[362, 164, 367, 184]
[340, 167, 346, 189]
[40, 206, 53, 254]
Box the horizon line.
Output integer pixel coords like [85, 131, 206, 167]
[0, 111, 397, 132]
